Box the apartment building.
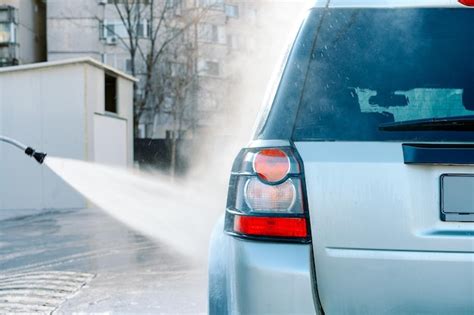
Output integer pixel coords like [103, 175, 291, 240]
[192, 0, 253, 131]
[46, 0, 259, 140]
[0, 0, 46, 67]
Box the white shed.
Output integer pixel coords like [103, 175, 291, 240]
[0, 57, 136, 214]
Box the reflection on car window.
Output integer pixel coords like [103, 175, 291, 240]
[357, 88, 469, 122]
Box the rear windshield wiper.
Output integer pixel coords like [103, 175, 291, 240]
[379, 116, 474, 131]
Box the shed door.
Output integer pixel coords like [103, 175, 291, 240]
[93, 114, 127, 167]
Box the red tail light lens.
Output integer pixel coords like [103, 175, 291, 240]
[225, 146, 310, 242]
[234, 216, 308, 238]
[253, 149, 290, 183]
[459, 0, 474, 6]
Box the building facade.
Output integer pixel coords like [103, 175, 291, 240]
[0, 0, 46, 67]
[46, 0, 260, 140]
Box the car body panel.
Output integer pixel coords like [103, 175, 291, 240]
[209, 216, 318, 314]
[296, 141, 474, 314]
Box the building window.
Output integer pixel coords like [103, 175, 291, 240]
[102, 53, 122, 69]
[206, 62, 219, 76]
[198, 23, 226, 44]
[137, 20, 149, 37]
[100, 19, 150, 39]
[227, 34, 239, 51]
[168, 62, 187, 77]
[105, 73, 118, 113]
[0, 22, 15, 44]
[0, 6, 17, 44]
[225, 4, 239, 18]
[166, 0, 183, 14]
[0, 6, 18, 66]
[0, 45, 18, 66]
[106, 0, 150, 4]
[198, 60, 220, 76]
[199, 0, 224, 9]
[125, 59, 133, 73]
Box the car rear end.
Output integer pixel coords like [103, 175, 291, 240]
[209, 1, 474, 314]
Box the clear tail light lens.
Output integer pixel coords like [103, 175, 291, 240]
[237, 177, 304, 214]
[225, 147, 310, 242]
[244, 178, 297, 212]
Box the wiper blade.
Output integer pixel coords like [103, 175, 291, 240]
[379, 116, 474, 131]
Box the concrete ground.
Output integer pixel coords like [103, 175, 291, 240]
[0, 208, 207, 314]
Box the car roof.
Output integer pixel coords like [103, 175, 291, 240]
[313, 0, 469, 8]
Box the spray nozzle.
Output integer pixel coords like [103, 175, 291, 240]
[25, 146, 47, 164]
[33, 152, 47, 164]
[0, 136, 47, 165]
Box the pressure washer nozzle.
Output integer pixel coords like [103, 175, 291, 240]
[33, 152, 47, 164]
[25, 147, 47, 164]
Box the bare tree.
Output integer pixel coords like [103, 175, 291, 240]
[104, 0, 217, 175]
[104, 1, 202, 124]
[162, 37, 199, 177]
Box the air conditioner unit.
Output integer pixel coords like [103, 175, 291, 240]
[98, 0, 107, 5]
[105, 36, 118, 45]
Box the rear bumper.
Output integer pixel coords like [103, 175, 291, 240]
[316, 247, 474, 314]
[208, 216, 318, 314]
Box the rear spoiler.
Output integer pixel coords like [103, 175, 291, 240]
[403, 143, 474, 165]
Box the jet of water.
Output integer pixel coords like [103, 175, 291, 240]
[45, 156, 223, 261]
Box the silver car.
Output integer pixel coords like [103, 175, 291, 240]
[209, 0, 474, 314]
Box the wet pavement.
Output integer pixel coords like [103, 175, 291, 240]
[0, 208, 207, 314]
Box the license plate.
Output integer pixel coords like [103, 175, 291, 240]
[441, 174, 474, 222]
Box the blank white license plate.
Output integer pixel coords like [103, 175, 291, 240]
[441, 174, 474, 222]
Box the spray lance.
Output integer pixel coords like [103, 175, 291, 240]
[0, 135, 47, 164]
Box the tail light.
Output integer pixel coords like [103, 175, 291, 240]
[225, 147, 310, 242]
[459, 0, 474, 5]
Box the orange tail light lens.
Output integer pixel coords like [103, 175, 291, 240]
[253, 148, 290, 183]
[459, 0, 474, 6]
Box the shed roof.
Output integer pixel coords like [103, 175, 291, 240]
[0, 57, 138, 82]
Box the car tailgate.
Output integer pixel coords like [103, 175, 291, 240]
[296, 141, 474, 314]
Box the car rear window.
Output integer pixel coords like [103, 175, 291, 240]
[258, 8, 474, 142]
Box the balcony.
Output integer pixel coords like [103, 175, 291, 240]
[0, 44, 18, 66]
[0, 6, 18, 67]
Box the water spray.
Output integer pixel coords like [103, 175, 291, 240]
[0, 135, 47, 164]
